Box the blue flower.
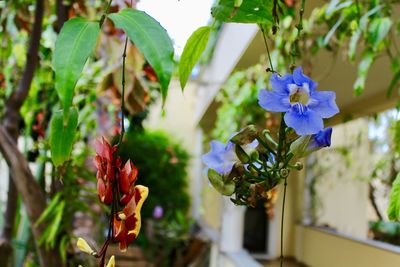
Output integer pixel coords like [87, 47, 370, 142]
[202, 139, 258, 175]
[308, 127, 332, 150]
[290, 127, 333, 157]
[258, 67, 339, 135]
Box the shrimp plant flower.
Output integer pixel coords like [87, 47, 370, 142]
[258, 67, 339, 135]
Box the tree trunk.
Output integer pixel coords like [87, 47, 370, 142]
[0, 0, 63, 265]
[0, 177, 17, 267]
[0, 126, 63, 266]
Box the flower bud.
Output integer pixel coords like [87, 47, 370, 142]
[280, 168, 289, 178]
[230, 125, 259, 145]
[77, 238, 96, 256]
[208, 169, 235, 196]
[293, 162, 303, 170]
[106, 255, 115, 267]
[234, 0, 243, 7]
[235, 145, 250, 163]
[290, 128, 332, 158]
[250, 150, 259, 162]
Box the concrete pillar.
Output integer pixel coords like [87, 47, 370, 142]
[220, 197, 246, 253]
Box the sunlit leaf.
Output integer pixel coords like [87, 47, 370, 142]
[353, 50, 374, 96]
[49, 107, 79, 167]
[368, 17, 392, 50]
[108, 8, 174, 103]
[211, 0, 273, 24]
[179, 26, 211, 90]
[323, 14, 344, 46]
[348, 6, 383, 61]
[325, 0, 352, 17]
[388, 173, 400, 221]
[53, 18, 100, 114]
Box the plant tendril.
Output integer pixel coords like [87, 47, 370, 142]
[118, 36, 128, 146]
[291, 0, 306, 69]
[261, 27, 275, 73]
[280, 176, 288, 267]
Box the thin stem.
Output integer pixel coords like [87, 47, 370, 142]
[118, 36, 128, 145]
[261, 28, 275, 73]
[355, 0, 361, 20]
[280, 177, 288, 267]
[277, 114, 286, 161]
[256, 136, 277, 156]
[99, 0, 113, 27]
[272, 0, 279, 34]
[291, 0, 306, 67]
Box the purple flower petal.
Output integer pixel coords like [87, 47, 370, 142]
[202, 140, 236, 174]
[258, 89, 290, 112]
[202, 141, 225, 171]
[308, 127, 333, 151]
[293, 67, 317, 92]
[270, 73, 293, 94]
[284, 105, 324, 135]
[308, 91, 339, 118]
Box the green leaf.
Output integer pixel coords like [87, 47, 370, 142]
[387, 70, 400, 97]
[35, 193, 62, 226]
[49, 107, 79, 167]
[108, 8, 174, 103]
[323, 14, 344, 46]
[47, 201, 65, 248]
[388, 173, 400, 221]
[53, 18, 100, 114]
[208, 169, 235, 196]
[368, 17, 392, 50]
[179, 26, 211, 90]
[348, 6, 383, 61]
[59, 235, 70, 263]
[325, 0, 352, 17]
[353, 50, 374, 96]
[348, 21, 361, 61]
[211, 0, 273, 24]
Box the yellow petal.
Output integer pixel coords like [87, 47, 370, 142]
[106, 255, 115, 267]
[127, 185, 149, 236]
[77, 238, 96, 256]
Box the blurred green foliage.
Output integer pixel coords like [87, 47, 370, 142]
[119, 130, 190, 220]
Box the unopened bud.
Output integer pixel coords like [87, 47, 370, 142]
[106, 255, 115, 267]
[250, 150, 259, 162]
[230, 125, 259, 145]
[234, 0, 243, 7]
[208, 169, 235, 196]
[118, 213, 127, 221]
[235, 145, 250, 163]
[280, 168, 289, 178]
[77, 238, 97, 256]
[293, 162, 303, 170]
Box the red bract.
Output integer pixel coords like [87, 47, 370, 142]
[113, 185, 148, 251]
[119, 160, 138, 204]
[94, 137, 120, 205]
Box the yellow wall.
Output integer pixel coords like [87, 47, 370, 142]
[145, 79, 222, 230]
[295, 225, 400, 267]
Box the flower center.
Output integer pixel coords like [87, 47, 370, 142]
[288, 84, 310, 105]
